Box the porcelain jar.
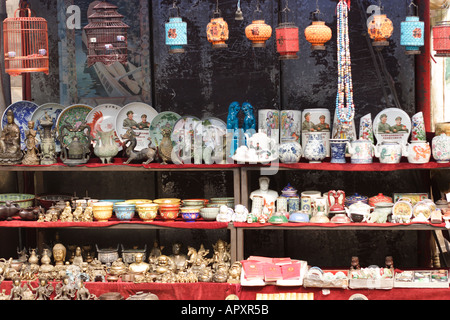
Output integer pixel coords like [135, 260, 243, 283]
[278, 138, 302, 164]
[432, 133, 450, 163]
[375, 141, 403, 164]
[402, 140, 431, 164]
[329, 139, 349, 164]
[347, 139, 374, 164]
[303, 132, 326, 163]
[369, 193, 393, 207]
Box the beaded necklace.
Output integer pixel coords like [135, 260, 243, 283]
[335, 0, 355, 124]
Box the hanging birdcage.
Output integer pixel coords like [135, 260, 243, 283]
[83, 1, 130, 67]
[3, 7, 49, 76]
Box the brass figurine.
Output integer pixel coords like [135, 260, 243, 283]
[0, 110, 23, 165]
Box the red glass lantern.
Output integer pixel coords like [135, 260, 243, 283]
[83, 1, 129, 66]
[3, 7, 49, 76]
[433, 21, 450, 57]
[276, 22, 299, 59]
[276, 2, 299, 60]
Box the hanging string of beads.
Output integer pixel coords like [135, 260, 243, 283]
[335, 0, 355, 124]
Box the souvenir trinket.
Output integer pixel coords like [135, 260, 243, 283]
[347, 139, 375, 164]
[37, 112, 57, 165]
[22, 121, 40, 165]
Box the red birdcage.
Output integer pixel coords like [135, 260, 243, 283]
[3, 7, 49, 76]
[83, 1, 130, 67]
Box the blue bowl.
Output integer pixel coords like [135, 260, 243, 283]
[288, 212, 310, 223]
[114, 203, 136, 221]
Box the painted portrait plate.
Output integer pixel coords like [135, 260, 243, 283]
[115, 102, 158, 151]
[373, 108, 411, 146]
[1, 100, 40, 150]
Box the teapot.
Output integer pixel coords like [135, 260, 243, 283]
[345, 201, 373, 222]
[347, 139, 375, 164]
[245, 132, 277, 154]
[0, 201, 20, 221]
[374, 141, 402, 164]
[402, 140, 431, 164]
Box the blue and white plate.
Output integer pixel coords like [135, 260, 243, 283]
[31, 103, 66, 152]
[1, 100, 40, 150]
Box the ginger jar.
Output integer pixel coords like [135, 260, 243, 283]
[206, 17, 229, 49]
[432, 133, 450, 163]
[304, 20, 332, 50]
[278, 138, 302, 164]
[368, 14, 394, 47]
[245, 20, 272, 48]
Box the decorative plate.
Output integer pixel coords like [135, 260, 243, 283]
[199, 116, 227, 149]
[31, 103, 66, 152]
[149, 111, 181, 148]
[86, 104, 122, 149]
[373, 108, 411, 146]
[392, 199, 413, 218]
[56, 104, 93, 146]
[170, 116, 201, 162]
[115, 102, 158, 151]
[1, 100, 40, 150]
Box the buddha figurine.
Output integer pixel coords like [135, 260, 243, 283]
[211, 239, 231, 271]
[53, 243, 66, 266]
[22, 121, 40, 165]
[72, 203, 83, 222]
[0, 110, 23, 165]
[128, 252, 150, 276]
[76, 279, 97, 300]
[54, 276, 75, 300]
[154, 255, 176, 282]
[169, 242, 187, 272]
[60, 202, 73, 222]
[72, 247, 83, 267]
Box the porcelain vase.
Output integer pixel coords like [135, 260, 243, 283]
[303, 132, 326, 163]
[329, 139, 349, 164]
[278, 138, 302, 164]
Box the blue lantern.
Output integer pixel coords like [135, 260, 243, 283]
[400, 3, 424, 55]
[165, 2, 187, 54]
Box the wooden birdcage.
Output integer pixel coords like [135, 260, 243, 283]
[83, 1, 130, 67]
[3, 7, 49, 76]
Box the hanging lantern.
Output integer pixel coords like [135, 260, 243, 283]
[3, 7, 49, 76]
[165, 2, 187, 54]
[304, 9, 332, 51]
[400, 3, 424, 55]
[83, 1, 129, 66]
[433, 21, 450, 57]
[276, 2, 299, 59]
[206, 1, 229, 49]
[367, 12, 394, 47]
[245, 1, 272, 48]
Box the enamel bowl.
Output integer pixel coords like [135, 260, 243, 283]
[154, 198, 181, 205]
[180, 206, 202, 222]
[136, 203, 159, 222]
[92, 202, 114, 222]
[113, 202, 136, 221]
[159, 204, 180, 222]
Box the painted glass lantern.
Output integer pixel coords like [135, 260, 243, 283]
[433, 21, 450, 57]
[276, 22, 299, 59]
[165, 3, 187, 54]
[400, 3, 424, 55]
[206, 8, 229, 49]
[305, 20, 332, 51]
[276, 3, 299, 59]
[368, 13, 394, 47]
[245, 2, 272, 48]
[3, 7, 49, 76]
[83, 1, 129, 66]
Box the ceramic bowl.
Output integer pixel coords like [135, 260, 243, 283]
[125, 199, 152, 205]
[350, 213, 365, 223]
[180, 206, 202, 222]
[36, 194, 72, 210]
[113, 202, 136, 221]
[182, 199, 206, 207]
[159, 204, 180, 221]
[268, 213, 288, 224]
[288, 212, 310, 223]
[0, 193, 35, 209]
[92, 202, 114, 222]
[199, 207, 220, 220]
[153, 198, 181, 205]
[137, 203, 159, 222]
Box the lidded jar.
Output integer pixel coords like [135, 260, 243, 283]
[432, 133, 450, 163]
[279, 138, 302, 164]
[369, 193, 392, 207]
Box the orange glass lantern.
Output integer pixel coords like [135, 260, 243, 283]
[206, 4, 229, 49]
[83, 1, 129, 66]
[367, 13, 394, 47]
[245, 2, 272, 48]
[3, 7, 49, 76]
[305, 19, 332, 51]
[433, 21, 450, 57]
[276, 3, 299, 59]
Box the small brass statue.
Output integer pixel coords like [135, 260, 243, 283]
[350, 256, 360, 270]
[54, 276, 75, 300]
[76, 279, 97, 300]
[29, 277, 54, 300]
[38, 112, 57, 165]
[0, 110, 23, 165]
[59, 120, 91, 166]
[22, 121, 40, 165]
